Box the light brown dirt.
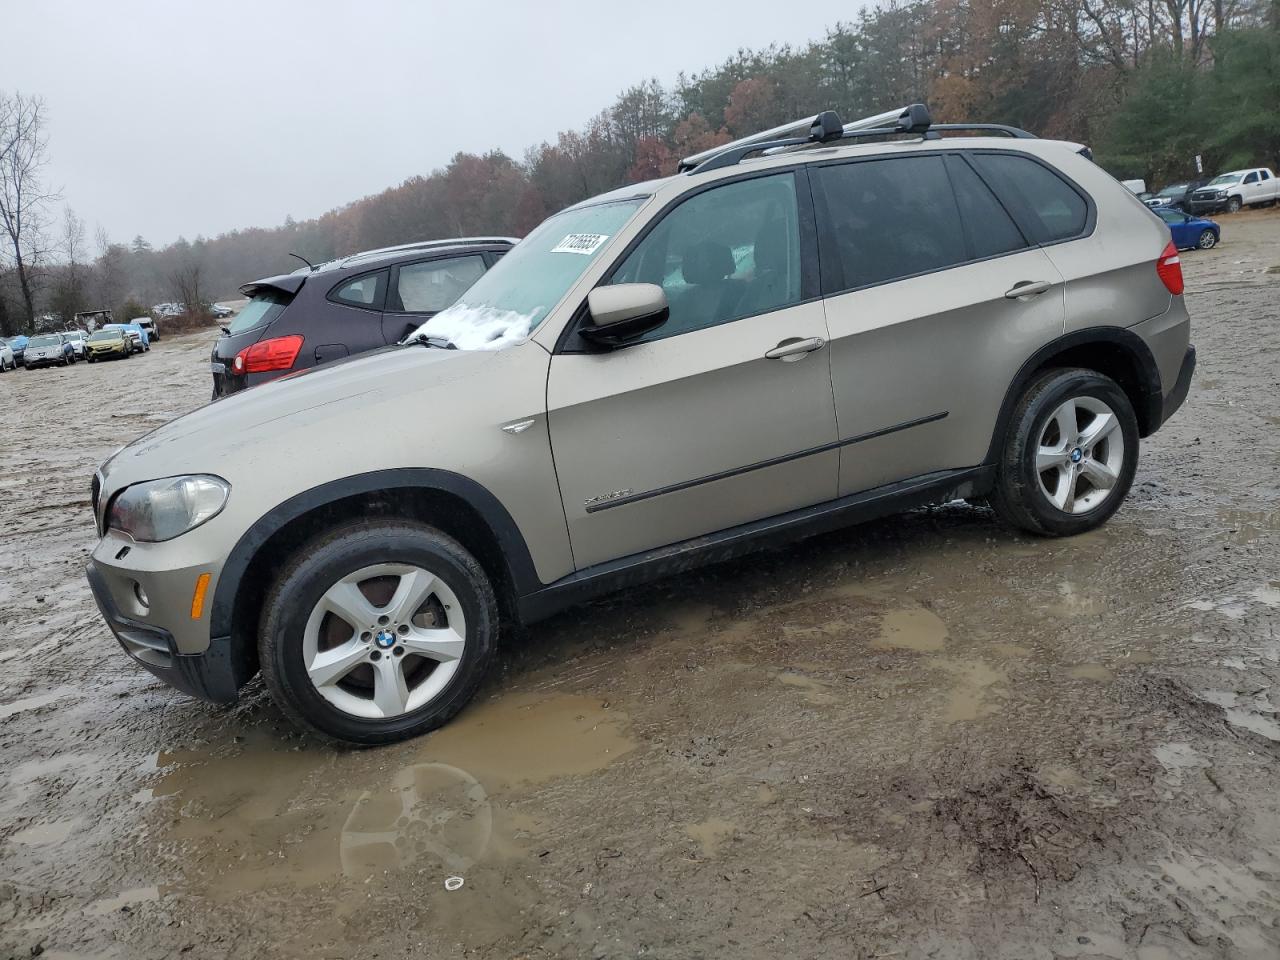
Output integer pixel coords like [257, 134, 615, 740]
[2, 210, 1279, 959]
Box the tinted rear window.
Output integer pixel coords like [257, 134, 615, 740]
[816, 155, 967, 290]
[227, 291, 291, 335]
[948, 158, 1028, 259]
[971, 154, 1088, 243]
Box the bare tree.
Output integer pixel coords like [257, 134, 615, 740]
[0, 91, 57, 335]
[170, 259, 207, 322]
[51, 206, 89, 325]
[94, 225, 126, 314]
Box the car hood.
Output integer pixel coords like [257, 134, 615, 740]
[100, 344, 501, 490]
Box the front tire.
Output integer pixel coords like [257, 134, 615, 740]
[1197, 229, 1217, 249]
[1227, 196, 1242, 214]
[259, 519, 498, 746]
[989, 368, 1139, 537]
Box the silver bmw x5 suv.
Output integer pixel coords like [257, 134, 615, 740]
[87, 105, 1195, 744]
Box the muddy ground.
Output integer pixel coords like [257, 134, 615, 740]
[2, 212, 1279, 960]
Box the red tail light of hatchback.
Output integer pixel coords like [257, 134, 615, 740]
[233, 335, 304, 374]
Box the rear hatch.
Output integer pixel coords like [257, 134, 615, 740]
[210, 277, 301, 395]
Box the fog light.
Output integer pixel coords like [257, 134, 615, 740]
[133, 581, 150, 609]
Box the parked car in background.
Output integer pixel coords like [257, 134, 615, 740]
[210, 303, 234, 320]
[23, 333, 76, 368]
[88, 105, 1195, 744]
[210, 237, 514, 397]
[85, 327, 133, 361]
[0, 339, 14, 371]
[6, 335, 30, 364]
[1153, 207, 1220, 250]
[133, 317, 160, 342]
[2, 335, 25, 366]
[74, 309, 115, 332]
[1144, 181, 1205, 211]
[1188, 168, 1280, 214]
[1121, 178, 1147, 195]
[62, 330, 89, 359]
[104, 322, 150, 353]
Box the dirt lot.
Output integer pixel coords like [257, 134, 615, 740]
[2, 212, 1279, 960]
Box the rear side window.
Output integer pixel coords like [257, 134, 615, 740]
[227, 291, 291, 335]
[970, 154, 1088, 244]
[946, 157, 1028, 259]
[331, 270, 387, 309]
[392, 255, 486, 313]
[816, 155, 966, 290]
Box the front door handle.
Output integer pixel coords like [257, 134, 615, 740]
[765, 336, 826, 361]
[1004, 280, 1053, 299]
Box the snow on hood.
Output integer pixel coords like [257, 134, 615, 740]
[407, 302, 540, 351]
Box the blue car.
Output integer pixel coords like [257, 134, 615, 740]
[4, 335, 28, 365]
[103, 322, 150, 352]
[1154, 207, 1220, 251]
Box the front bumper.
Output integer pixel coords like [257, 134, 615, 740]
[85, 532, 252, 704]
[24, 354, 63, 367]
[1161, 345, 1196, 427]
[88, 345, 129, 359]
[1187, 198, 1225, 215]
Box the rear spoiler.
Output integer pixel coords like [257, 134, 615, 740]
[239, 273, 307, 299]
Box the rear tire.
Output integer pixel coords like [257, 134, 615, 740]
[989, 368, 1139, 537]
[259, 519, 499, 746]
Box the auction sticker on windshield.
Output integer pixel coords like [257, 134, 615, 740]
[551, 234, 610, 255]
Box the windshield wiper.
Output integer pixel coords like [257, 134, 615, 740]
[404, 332, 457, 350]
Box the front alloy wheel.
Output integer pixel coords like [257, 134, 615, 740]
[259, 520, 497, 745]
[303, 563, 467, 720]
[1197, 229, 1216, 249]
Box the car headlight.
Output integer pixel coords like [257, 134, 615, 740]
[107, 475, 229, 542]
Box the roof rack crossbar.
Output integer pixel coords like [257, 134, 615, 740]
[684, 104, 941, 175]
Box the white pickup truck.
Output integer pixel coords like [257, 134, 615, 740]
[1187, 167, 1280, 215]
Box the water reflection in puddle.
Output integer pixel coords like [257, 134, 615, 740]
[147, 692, 634, 900]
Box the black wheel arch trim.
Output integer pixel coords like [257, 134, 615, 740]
[208, 468, 544, 642]
[986, 326, 1164, 465]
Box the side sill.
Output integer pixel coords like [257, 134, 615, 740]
[517, 465, 993, 624]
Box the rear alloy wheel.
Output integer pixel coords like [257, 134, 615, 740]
[259, 520, 497, 745]
[990, 368, 1139, 536]
[1196, 229, 1217, 249]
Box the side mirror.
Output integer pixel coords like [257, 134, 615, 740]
[581, 283, 669, 348]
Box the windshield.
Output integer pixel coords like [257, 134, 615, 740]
[89, 330, 121, 342]
[407, 198, 646, 349]
[1207, 173, 1241, 186]
[29, 335, 60, 347]
[227, 291, 290, 335]
[1157, 184, 1186, 197]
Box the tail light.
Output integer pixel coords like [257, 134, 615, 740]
[1156, 241, 1184, 296]
[234, 335, 304, 374]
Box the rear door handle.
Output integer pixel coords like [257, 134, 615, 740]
[765, 337, 825, 361]
[1004, 280, 1053, 299]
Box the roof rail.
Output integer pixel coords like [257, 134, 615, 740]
[682, 104, 936, 174]
[923, 123, 1035, 139]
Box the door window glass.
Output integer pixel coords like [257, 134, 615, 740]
[970, 154, 1089, 243]
[816, 155, 967, 290]
[331, 270, 387, 309]
[1244, 171, 1259, 184]
[608, 173, 802, 341]
[393, 256, 486, 313]
[947, 158, 1028, 260]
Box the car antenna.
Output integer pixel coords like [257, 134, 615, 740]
[288, 252, 316, 271]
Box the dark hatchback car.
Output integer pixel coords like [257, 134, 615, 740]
[210, 237, 515, 397]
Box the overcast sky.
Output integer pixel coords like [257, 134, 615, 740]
[2, 0, 862, 249]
